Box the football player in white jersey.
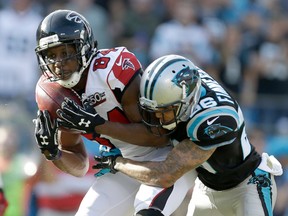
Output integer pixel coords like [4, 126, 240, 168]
[33, 10, 195, 216]
[94, 55, 283, 216]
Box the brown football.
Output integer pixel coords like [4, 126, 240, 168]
[35, 75, 82, 120]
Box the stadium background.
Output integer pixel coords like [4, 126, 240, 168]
[0, 0, 287, 215]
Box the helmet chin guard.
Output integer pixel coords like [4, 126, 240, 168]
[162, 122, 177, 130]
[56, 70, 82, 88]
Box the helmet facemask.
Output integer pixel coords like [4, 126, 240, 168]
[36, 36, 96, 88]
[139, 99, 181, 136]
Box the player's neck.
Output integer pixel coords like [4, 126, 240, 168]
[72, 69, 88, 95]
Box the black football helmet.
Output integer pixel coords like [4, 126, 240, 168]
[35, 9, 97, 88]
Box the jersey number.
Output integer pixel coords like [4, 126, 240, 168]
[93, 57, 110, 70]
[199, 97, 217, 109]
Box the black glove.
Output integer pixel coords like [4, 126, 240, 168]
[92, 149, 121, 174]
[57, 98, 105, 134]
[33, 110, 61, 160]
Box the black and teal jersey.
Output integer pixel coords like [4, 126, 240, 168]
[171, 69, 261, 190]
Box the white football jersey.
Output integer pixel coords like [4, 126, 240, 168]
[82, 47, 171, 160]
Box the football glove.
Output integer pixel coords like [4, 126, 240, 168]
[93, 146, 121, 176]
[0, 189, 8, 215]
[33, 110, 61, 160]
[57, 98, 105, 134]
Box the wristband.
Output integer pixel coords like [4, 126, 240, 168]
[44, 149, 62, 161]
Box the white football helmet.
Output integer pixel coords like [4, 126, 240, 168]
[139, 54, 201, 134]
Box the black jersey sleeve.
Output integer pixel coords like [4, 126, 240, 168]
[187, 105, 241, 149]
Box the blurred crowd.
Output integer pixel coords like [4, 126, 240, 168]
[0, 0, 287, 215]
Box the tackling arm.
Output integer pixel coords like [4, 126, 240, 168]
[95, 74, 169, 147]
[114, 139, 215, 187]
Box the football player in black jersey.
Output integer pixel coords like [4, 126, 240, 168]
[94, 54, 283, 216]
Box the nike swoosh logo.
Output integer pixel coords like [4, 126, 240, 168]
[207, 116, 219, 125]
[116, 56, 122, 66]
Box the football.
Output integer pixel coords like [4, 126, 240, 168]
[35, 75, 82, 120]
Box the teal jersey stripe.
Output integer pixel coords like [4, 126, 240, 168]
[187, 106, 240, 141]
[254, 168, 273, 216]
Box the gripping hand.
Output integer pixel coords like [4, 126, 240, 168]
[57, 98, 105, 134]
[93, 146, 121, 177]
[33, 110, 61, 160]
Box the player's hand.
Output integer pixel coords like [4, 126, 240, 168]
[57, 98, 105, 134]
[93, 146, 121, 176]
[33, 110, 61, 160]
[0, 189, 8, 215]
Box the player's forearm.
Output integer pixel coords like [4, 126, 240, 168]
[114, 157, 179, 188]
[52, 150, 89, 177]
[54, 131, 89, 177]
[114, 140, 213, 187]
[96, 121, 169, 147]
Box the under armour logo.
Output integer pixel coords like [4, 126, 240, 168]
[78, 119, 91, 128]
[40, 135, 49, 145]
